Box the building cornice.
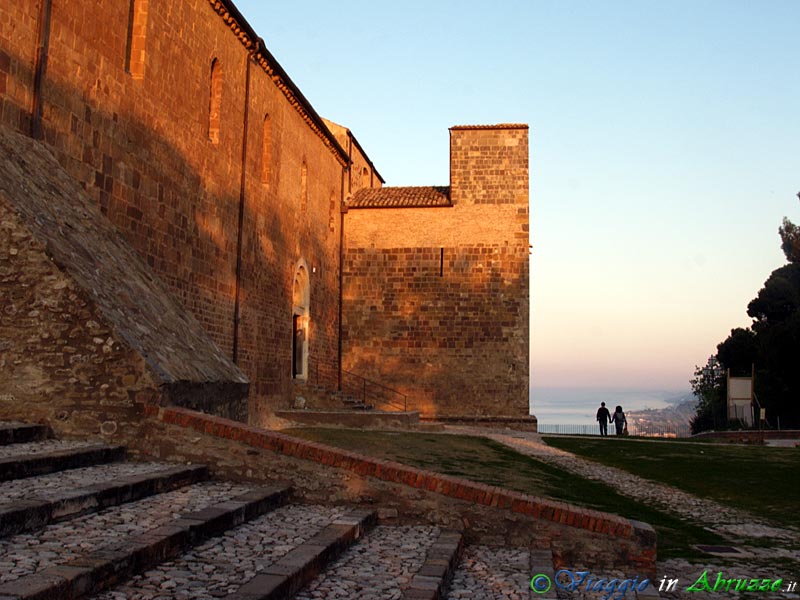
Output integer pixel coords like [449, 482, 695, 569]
[449, 124, 529, 131]
[208, 0, 350, 166]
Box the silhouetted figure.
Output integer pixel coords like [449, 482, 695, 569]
[596, 402, 611, 436]
[612, 405, 627, 435]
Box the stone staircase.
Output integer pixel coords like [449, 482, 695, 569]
[0, 421, 659, 599]
[0, 422, 463, 599]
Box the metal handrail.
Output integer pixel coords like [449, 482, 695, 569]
[309, 361, 409, 413]
[341, 369, 408, 413]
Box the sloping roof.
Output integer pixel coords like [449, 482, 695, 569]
[350, 186, 451, 209]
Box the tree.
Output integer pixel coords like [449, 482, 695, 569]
[690, 355, 725, 433]
[692, 193, 800, 431]
[778, 192, 800, 263]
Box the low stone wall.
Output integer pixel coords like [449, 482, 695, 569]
[692, 429, 800, 443]
[421, 415, 538, 432]
[128, 405, 656, 576]
[275, 409, 420, 429]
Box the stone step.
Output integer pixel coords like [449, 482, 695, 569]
[402, 530, 464, 600]
[448, 547, 662, 600]
[0, 462, 209, 538]
[0, 443, 127, 481]
[448, 545, 550, 599]
[293, 524, 444, 599]
[0, 484, 290, 599]
[0, 422, 51, 446]
[230, 509, 377, 600]
[91, 505, 376, 600]
[0, 438, 107, 460]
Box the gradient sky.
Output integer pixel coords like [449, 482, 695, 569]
[235, 0, 800, 392]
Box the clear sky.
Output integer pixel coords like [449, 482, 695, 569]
[235, 0, 800, 392]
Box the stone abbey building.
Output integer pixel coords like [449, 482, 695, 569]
[0, 0, 531, 428]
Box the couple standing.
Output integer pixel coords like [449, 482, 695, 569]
[596, 402, 627, 436]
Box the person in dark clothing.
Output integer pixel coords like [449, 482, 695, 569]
[596, 402, 611, 436]
[612, 405, 627, 435]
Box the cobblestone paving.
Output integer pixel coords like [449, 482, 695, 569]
[295, 525, 440, 600]
[93, 504, 349, 600]
[449, 545, 533, 600]
[0, 481, 250, 584]
[447, 428, 800, 600]
[0, 438, 101, 459]
[0, 461, 178, 502]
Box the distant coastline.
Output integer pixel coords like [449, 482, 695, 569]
[531, 386, 694, 426]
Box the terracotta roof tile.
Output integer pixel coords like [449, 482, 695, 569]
[449, 124, 528, 130]
[350, 186, 451, 209]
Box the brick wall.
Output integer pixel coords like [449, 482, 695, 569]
[0, 0, 346, 418]
[343, 125, 530, 418]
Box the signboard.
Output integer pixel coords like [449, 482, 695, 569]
[727, 374, 753, 426]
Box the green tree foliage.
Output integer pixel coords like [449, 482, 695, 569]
[778, 192, 800, 263]
[690, 356, 725, 434]
[692, 194, 800, 432]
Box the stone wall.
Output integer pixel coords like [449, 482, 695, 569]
[343, 125, 530, 418]
[0, 123, 248, 422]
[0, 0, 345, 418]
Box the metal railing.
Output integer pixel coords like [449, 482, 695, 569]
[340, 369, 408, 412]
[538, 423, 691, 438]
[309, 360, 409, 413]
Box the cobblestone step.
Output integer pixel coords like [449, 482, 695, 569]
[0, 443, 126, 481]
[0, 462, 209, 538]
[230, 508, 377, 600]
[448, 545, 547, 600]
[448, 547, 662, 600]
[91, 505, 375, 600]
[0, 484, 291, 599]
[292, 524, 443, 600]
[402, 530, 463, 600]
[0, 422, 51, 446]
[0, 438, 106, 460]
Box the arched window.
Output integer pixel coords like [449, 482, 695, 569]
[361, 166, 369, 189]
[261, 114, 271, 186]
[300, 160, 308, 213]
[292, 261, 310, 380]
[208, 58, 222, 144]
[125, 0, 149, 79]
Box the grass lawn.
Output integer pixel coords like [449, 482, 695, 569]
[542, 436, 799, 529]
[283, 427, 726, 559]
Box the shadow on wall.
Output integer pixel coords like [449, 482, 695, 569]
[0, 44, 340, 423]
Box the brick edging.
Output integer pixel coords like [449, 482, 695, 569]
[146, 406, 655, 547]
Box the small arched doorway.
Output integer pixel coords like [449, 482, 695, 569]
[292, 260, 310, 380]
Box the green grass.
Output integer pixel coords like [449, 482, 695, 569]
[284, 427, 727, 559]
[542, 436, 799, 529]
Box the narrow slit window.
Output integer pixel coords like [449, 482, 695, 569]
[261, 114, 271, 186]
[329, 192, 336, 232]
[208, 58, 222, 144]
[300, 161, 308, 213]
[125, 0, 149, 79]
[440, 248, 444, 277]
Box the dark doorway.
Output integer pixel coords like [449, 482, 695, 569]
[293, 315, 304, 379]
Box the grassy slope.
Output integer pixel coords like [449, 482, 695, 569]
[284, 428, 726, 559]
[542, 436, 799, 528]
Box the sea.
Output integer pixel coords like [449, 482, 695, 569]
[530, 386, 693, 426]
